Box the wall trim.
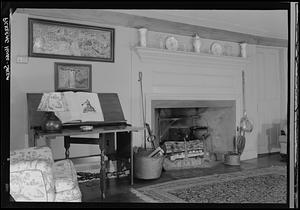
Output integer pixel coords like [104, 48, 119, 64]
[134, 47, 249, 67]
[16, 9, 288, 48]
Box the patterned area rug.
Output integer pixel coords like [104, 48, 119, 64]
[130, 166, 287, 203]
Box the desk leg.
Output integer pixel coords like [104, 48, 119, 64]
[64, 136, 70, 159]
[114, 133, 120, 179]
[130, 131, 133, 185]
[33, 132, 38, 147]
[99, 133, 106, 200]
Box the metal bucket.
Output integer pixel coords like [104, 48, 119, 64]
[223, 152, 240, 166]
[134, 149, 164, 180]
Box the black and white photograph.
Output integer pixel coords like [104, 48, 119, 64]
[1, 1, 298, 208]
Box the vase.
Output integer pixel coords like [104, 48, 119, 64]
[240, 42, 247, 58]
[138, 28, 148, 47]
[193, 34, 201, 53]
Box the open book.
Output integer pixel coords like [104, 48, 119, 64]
[54, 91, 104, 124]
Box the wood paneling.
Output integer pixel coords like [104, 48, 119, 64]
[16, 9, 288, 47]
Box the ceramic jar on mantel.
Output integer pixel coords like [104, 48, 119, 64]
[239, 42, 247, 58]
[193, 33, 202, 53]
[138, 27, 148, 47]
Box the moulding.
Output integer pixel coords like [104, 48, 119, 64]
[134, 47, 250, 67]
[16, 9, 288, 47]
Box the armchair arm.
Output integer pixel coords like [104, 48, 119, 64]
[10, 170, 49, 201]
[9, 147, 56, 201]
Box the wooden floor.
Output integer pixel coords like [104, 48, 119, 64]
[79, 153, 287, 203]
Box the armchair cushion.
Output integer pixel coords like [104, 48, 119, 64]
[54, 185, 82, 202]
[10, 170, 50, 201]
[53, 160, 78, 193]
[10, 146, 55, 201]
[10, 146, 81, 202]
[53, 159, 82, 202]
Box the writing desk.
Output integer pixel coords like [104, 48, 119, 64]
[33, 125, 144, 200]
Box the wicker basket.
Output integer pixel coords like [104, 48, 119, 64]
[133, 149, 164, 180]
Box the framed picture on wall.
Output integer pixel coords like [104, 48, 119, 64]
[28, 18, 115, 62]
[54, 62, 92, 92]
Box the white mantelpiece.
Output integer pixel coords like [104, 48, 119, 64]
[131, 46, 255, 160]
[134, 46, 248, 66]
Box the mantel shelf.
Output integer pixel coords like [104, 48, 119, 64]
[134, 46, 250, 67]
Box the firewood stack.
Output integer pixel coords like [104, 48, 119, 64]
[162, 137, 214, 170]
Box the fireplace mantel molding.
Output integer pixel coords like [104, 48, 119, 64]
[134, 46, 250, 67]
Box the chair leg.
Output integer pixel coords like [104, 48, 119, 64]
[116, 159, 121, 179]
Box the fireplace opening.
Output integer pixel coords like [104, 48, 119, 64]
[151, 100, 236, 169]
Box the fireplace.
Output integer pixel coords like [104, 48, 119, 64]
[132, 47, 256, 161]
[152, 100, 236, 156]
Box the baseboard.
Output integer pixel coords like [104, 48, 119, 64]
[258, 147, 280, 155]
[258, 151, 280, 158]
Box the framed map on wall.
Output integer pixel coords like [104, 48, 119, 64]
[28, 18, 115, 62]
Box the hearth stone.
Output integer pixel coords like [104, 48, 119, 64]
[163, 154, 216, 171]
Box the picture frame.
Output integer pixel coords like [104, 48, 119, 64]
[28, 18, 115, 62]
[54, 62, 92, 92]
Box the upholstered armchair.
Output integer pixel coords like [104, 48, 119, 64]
[278, 123, 287, 161]
[10, 146, 82, 202]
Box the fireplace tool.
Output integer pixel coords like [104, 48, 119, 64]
[145, 123, 156, 149]
[240, 71, 253, 133]
[138, 71, 147, 150]
[224, 71, 253, 165]
[134, 72, 164, 180]
[237, 71, 254, 155]
[138, 72, 160, 151]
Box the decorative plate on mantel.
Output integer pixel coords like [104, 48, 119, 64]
[210, 42, 223, 56]
[165, 36, 179, 51]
